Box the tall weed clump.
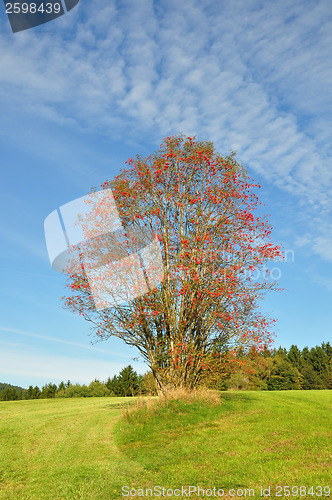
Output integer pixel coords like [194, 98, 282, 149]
[122, 387, 221, 422]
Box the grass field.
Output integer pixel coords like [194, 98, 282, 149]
[0, 391, 331, 499]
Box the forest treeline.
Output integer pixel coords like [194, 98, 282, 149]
[204, 341, 332, 391]
[0, 365, 153, 401]
[1, 342, 331, 401]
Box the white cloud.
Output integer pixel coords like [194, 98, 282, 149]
[0, 326, 149, 386]
[0, 222, 47, 261]
[0, 345, 134, 386]
[0, 326, 131, 358]
[1, 2, 330, 188]
[312, 237, 332, 263]
[294, 234, 312, 248]
[293, 230, 332, 272]
[312, 274, 332, 292]
[0, 0, 331, 264]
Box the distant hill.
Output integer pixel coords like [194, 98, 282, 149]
[0, 382, 26, 393]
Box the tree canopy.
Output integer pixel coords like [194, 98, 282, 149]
[62, 135, 282, 393]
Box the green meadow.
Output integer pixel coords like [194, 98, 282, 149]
[0, 391, 331, 499]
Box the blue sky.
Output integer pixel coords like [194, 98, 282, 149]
[0, 0, 331, 389]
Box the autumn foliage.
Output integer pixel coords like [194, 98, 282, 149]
[62, 135, 282, 394]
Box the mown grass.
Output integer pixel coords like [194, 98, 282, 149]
[0, 397, 152, 499]
[0, 391, 331, 499]
[115, 390, 332, 498]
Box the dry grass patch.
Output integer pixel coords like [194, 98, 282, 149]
[122, 387, 221, 421]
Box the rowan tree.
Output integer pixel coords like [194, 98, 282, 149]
[62, 135, 282, 394]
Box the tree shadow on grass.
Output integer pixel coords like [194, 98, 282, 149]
[104, 401, 136, 410]
[219, 391, 261, 408]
